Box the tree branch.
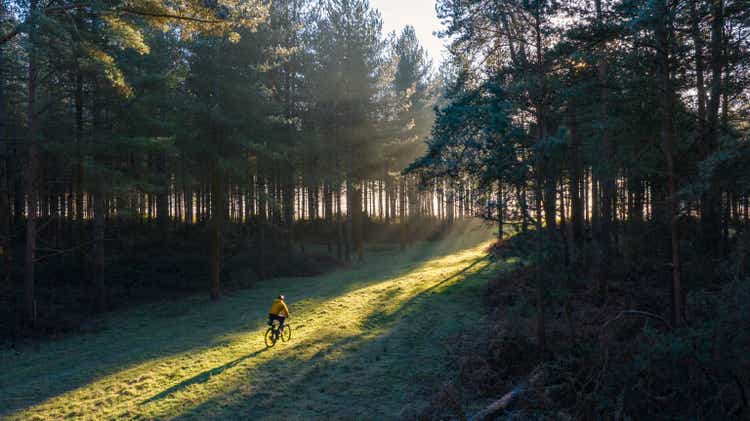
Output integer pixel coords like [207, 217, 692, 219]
[117, 8, 224, 25]
[0, 25, 20, 46]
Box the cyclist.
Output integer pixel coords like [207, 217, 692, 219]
[268, 294, 290, 331]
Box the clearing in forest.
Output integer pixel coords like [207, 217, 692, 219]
[0, 225, 500, 420]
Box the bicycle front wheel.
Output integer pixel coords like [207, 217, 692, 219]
[280, 325, 292, 342]
[264, 328, 277, 348]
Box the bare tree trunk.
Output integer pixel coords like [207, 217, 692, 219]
[337, 182, 343, 259]
[0, 163, 9, 283]
[23, 0, 40, 323]
[156, 151, 169, 239]
[324, 182, 332, 253]
[655, 0, 683, 326]
[534, 180, 546, 352]
[307, 181, 316, 221]
[246, 158, 254, 226]
[210, 162, 224, 300]
[257, 175, 266, 279]
[568, 106, 584, 259]
[559, 179, 570, 267]
[399, 177, 407, 250]
[0, 28, 10, 284]
[701, 0, 724, 250]
[379, 177, 385, 221]
[691, 0, 707, 153]
[345, 177, 352, 262]
[533, 7, 547, 352]
[594, 0, 614, 299]
[93, 189, 106, 311]
[354, 181, 364, 261]
[497, 180, 504, 241]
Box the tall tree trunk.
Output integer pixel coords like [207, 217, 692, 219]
[345, 177, 352, 262]
[0, 161, 8, 283]
[245, 161, 253, 226]
[628, 175, 645, 228]
[497, 180, 504, 241]
[23, 0, 40, 323]
[284, 177, 294, 250]
[379, 177, 385, 221]
[156, 151, 169, 239]
[559, 179, 570, 268]
[533, 7, 547, 351]
[701, 0, 724, 250]
[93, 189, 106, 311]
[519, 183, 528, 234]
[447, 183, 454, 223]
[0, 27, 10, 284]
[257, 175, 266, 279]
[337, 182, 343, 259]
[354, 181, 364, 261]
[595, 0, 613, 298]
[568, 106, 584, 258]
[308, 182, 316, 221]
[210, 162, 224, 300]
[534, 177, 546, 352]
[691, 0, 707, 153]
[399, 177, 407, 250]
[324, 183, 332, 253]
[655, 0, 683, 326]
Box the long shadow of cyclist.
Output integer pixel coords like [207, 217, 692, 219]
[140, 347, 268, 405]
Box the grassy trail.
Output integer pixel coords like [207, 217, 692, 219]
[1, 226, 499, 420]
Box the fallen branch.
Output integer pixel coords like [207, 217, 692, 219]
[600, 309, 672, 334]
[471, 367, 545, 421]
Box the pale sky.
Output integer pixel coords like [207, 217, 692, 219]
[369, 0, 446, 64]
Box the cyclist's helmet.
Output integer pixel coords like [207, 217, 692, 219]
[278, 294, 285, 300]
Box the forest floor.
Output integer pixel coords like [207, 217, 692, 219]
[0, 223, 504, 420]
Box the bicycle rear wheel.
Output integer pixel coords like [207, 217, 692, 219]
[264, 327, 277, 347]
[280, 324, 292, 342]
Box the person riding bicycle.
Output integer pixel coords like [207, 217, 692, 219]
[268, 295, 290, 329]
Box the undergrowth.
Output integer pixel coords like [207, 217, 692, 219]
[419, 229, 750, 420]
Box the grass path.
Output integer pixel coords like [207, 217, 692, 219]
[1, 226, 499, 420]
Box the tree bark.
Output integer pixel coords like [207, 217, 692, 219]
[354, 181, 364, 261]
[93, 190, 106, 311]
[473, 368, 545, 421]
[23, 0, 40, 323]
[345, 177, 352, 262]
[568, 106, 584, 256]
[399, 177, 407, 249]
[497, 180, 504, 241]
[691, 0, 707, 153]
[156, 151, 169, 238]
[336, 182, 343, 260]
[210, 162, 224, 300]
[533, 5, 547, 351]
[654, 0, 683, 326]
[257, 175, 266, 279]
[595, 0, 613, 299]
[0, 26, 10, 284]
[701, 0, 724, 250]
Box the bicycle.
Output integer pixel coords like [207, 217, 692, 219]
[264, 319, 292, 348]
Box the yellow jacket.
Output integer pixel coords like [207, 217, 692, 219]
[268, 298, 290, 317]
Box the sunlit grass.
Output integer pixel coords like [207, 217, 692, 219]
[1, 223, 501, 420]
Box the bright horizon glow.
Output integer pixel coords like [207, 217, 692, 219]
[369, 0, 446, 65]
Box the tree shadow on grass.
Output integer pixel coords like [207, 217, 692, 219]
[362, 256, 490, 331]
[171, 256, 498, 420]
[0, 222, 491, 418]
